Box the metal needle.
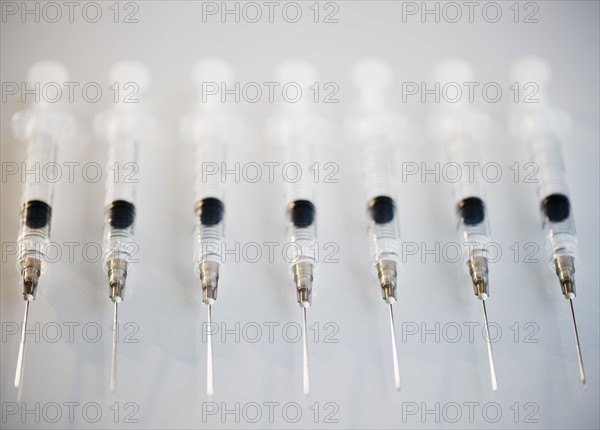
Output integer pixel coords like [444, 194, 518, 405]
[568, 299, 586, 386]
[14, 300, 30, 389]
[302, 306, 310, 395]
[207, 303, 214, 396]
[388, 303, 401, 391]
[111, 301, 118, 393]
[482, 300, 498, 391]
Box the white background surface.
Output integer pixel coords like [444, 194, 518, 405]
[1, 1, 599, 428]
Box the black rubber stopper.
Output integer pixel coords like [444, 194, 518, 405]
[541, 194, 570, 222]
[23, 200, 51, 229]
[458, 197, 485, 225]
[368, 196, 395, 224]
[198, 197, 224, 226]
[109, 200, 136, 229]
[289, 200, 316, 228]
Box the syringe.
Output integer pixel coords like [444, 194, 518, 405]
[267, 61, 328, 395]
[348, 59, 405, 391]
[11, 61, 75, 391]
[180, 59, 239, 396]
[509, 56, 586, 385]
[428, 59, 498, 390]
[94, 61, 155, 392]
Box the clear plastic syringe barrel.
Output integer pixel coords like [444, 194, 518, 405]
[368, 212, 400, 269]
[193, 135, 226, 274]
[269, 61, 323, 278]
[447, 134, 491, 263]
[362, 133, 401, 268]
[12, 62, 74, 285]
[103, 133, 138, 266]
[267, 111, 320, 307]
[193, 217, 224, 275]
[16, 132, 57, 270]
[286, 215, 317, 269]
[13, 101, 74, 297]
[530, 132, 578, 263]
[427, 59, 492, 265]
[508, 56, 578, 265]
[284, 134, 317, 268]
[349, 59, 403, 284]
[182, 59, 238, 277]
[96, 61, 155, 292]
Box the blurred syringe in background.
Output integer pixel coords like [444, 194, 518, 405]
[509, 56, 586, 385]
[94, 61, 155, 392]
[428, 58, 498, 390]
[180, 59, 240, 396]
[12, 61, 75, 392]
[347, 59, 406, 391]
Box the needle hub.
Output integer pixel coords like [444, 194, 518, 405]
[376, 260, 398, 303]
[293, 261, 313, 307]
[107, 258, 128, 302]
[555, 255, 576, 298]
[468, 256, 489, 299]
[554, 256, 585, 384]
[200, 261, 220, 305]
[20, 258, 41, 301]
